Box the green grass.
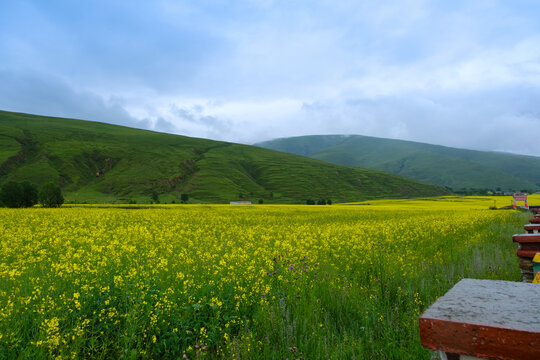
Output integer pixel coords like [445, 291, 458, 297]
[0, 110, 448, 203]
[0, 136, 20, 165]
[255, 134, 540, 191]
[0, 205, 529, 359]
[240, 212, 527, 360]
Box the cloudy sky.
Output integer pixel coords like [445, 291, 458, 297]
[1, 0, 540, 155]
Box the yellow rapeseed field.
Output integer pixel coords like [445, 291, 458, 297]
[0, 196, 533, 359]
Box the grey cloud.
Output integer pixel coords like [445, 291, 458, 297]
[300, 86, 540, 156]
[170, 104, 233, 135]
[0, 70, 151, 130]
[154, 117, 179, 134]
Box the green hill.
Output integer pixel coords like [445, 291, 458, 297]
[0, 111, 449, 203]
[255, 135, 540, 192]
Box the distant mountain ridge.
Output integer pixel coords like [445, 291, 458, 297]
[0, 111, 449, 203]
[255, 135, 540, 192]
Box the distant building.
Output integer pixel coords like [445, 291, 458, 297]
[230, 201, 252, 205]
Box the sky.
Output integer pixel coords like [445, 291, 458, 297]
[1, 0, 540, 156]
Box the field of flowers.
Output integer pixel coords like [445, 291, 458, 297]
[0, 197, 534, 359]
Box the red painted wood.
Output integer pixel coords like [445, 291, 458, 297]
[517, 249, 540, 258]
[530, 218, 540, 224]
[419, 318, 540, 360]
[524, 224, 540, 233]
[512, 234, 540, 243]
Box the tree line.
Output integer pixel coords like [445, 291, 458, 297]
[306, 199, 332, 205]
[0, 181, 64, 208]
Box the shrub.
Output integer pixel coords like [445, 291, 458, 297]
[39, 183, 64, 208]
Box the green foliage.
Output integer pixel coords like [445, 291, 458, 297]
[181, 193, 189, 204]
[39, 182, 64, 207]
[0, 181, 38, 208]
[256, 135, 540, 192]
[0, 181, 23, 208]
[20, 181, 38, 207]
[0, 110, 449, 204]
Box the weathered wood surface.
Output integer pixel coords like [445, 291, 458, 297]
[419, 279, 540, 360]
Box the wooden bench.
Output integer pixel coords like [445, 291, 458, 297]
[419, 279, 540, 360]
[524, 224, 540, 234]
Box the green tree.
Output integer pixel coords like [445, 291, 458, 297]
[0, 181, 23, 208]
[21, 181, 38, 207]
[39, 183, 64, 208]
[151, 191, 159, 204]
[180, 193, 189, 204]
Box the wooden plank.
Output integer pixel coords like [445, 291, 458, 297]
[512, 234, 540, 243]
[419, 279, 540, 360]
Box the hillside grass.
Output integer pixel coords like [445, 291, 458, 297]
[0, 110, 448, 203]
[256, 134, 540, 191]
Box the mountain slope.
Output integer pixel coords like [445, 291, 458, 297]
[255, 135, 540, 192]
[0, 111, 449, 203]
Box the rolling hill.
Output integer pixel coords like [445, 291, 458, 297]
[255, 135, 540, 192]
[0, 111, 449, 203]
